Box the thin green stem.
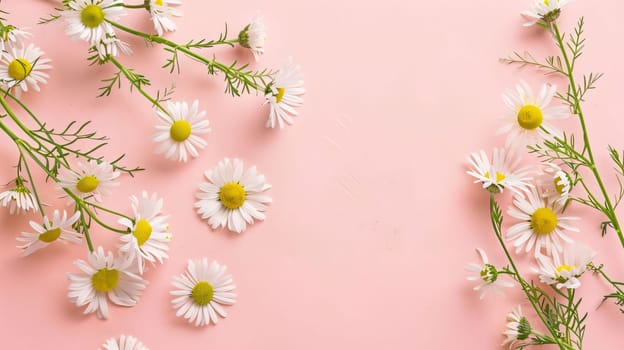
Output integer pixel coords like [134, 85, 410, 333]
[78, 207, 94, 252]
[85, 200, 133, 221]
[16, 148, 46, 217]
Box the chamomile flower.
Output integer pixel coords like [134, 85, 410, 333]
[58, 160, 120, 202]
[149, 0, 182, 36]
[0, 25, 31, 53]
[100, 335, 149, 350]
[64, 0, 126, 46]
[95, 33, 132, 59]
[465, 248, 514, 299]
[522, 0, 572, 26]
[118, 191, 171, 275]
[0, 43, 51, 94]
[536, 162, 571, 204]
[536, 242, 595, 289]
[264, 57, 306, 129]
[238, 16, 266, 61]
[467, 148, 533, 195]
[502, 306, 532, 348]
[170, 258, 236, 327]
[497, 81, 568, 150]
[0, 179, 38, 215]
[507, 187, 579, 256]
[153, 99, 210, 162]
[67, 246, 147, 319]
[16, 209, 81, 257]
[195, 158, 272, 233]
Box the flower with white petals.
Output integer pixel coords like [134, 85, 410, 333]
[171, 258, 236, 327]
[153, 99, 210, 162]
[95, 33, 132, 59]
[67, 246, 147, 319]
[149, 0, 182, 36]
[118, 191, 171, 275]
[0, 43, 51, 94]
[100, 335, 149, 350]
[536, 242, 595, 289]
[507, 187, 579, 256]
[264, 57, 306, 128]
[0, 180, 38, 215]
[238, 16, 266, 61]
[58, 160, 120, 202]
[465, 248, 514, 299]
[64, 0, 126, 46]
[497, 81, 568, 150]
[522, 0, 572, 27]
[502, 306, 532, 348]
[16, 210, 81, 256]
[536, 162, 571, 204]
[0, 25, 31, 53]
[467, 148, 533, 195]
[195, 158, 271, 233]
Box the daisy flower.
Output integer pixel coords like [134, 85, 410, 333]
[497, 81, 568, 150]
[466, 148, 533, 195]
[149, 0, 182, 36]
[264, 57, 306, 129]
[0, 179, 38, 215]
[170, 258, 236, 327]
[522, 0, 572, 27]
[0, 43, 51, 94]
[0, 25, 31, 53]
[63, 0, 126, 46]
[238, 16, 266, 61]
[58, 160, 120, 202]
[16, 209, 81, 257]
[153, 99, 210, 162]
[95, 33, 132, 59]
[465, 248, 514, 299]
[502, 306, 532, 349]
[507, 187, 579, 256]
[195, 158, 272, 233]
[536, 162, 571, 204]
[118, 191, 171, 275]
[67, 246, 147, 319]
[536, 242, 595, 289]
[99, 335, 149, 350]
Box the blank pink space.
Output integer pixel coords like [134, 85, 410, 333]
[1, 0, 624, 348]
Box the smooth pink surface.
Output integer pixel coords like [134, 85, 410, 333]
[1, 0, 624, 348]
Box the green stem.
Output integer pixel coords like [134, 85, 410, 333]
[78, 207, 94, 252]
[590, 263, 624, 295]
[16, 149, 46, 217]
[85, 200, 133, 221]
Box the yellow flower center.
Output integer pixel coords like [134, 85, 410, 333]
[544, 0, 550, 5]
[38, 227, 61, 243]
[80, 4, 105, 28]
[92, 268, 119, 292]
[133, 219, 152, 246]
[155, 0, 164, 5]
[554, 175, 565, 194]
[219, 182, 246, 209]
[76, 175, 99, 193]
[517, 105, 543, 130]
[556, 264, 571, 274]
[169, 120, 192, 142]
[275, 87, 286, 103]
[484, 171, 506, 182]
[530, 207, 558, 235]
[191, 281, 214, 306]
[8, 58, 32, 80]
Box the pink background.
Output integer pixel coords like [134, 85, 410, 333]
[1, 0, 624, 348]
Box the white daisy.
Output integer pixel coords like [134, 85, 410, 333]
[238, 16, 266, 61]
[99, 335, 149, 350]
[170, 258, 236, 327]
[465, 248, 514, 300]
[16, 209, 81, 256]
[153, 99, 210, 162]
[63, 0, 126, 46]
[195, 158, 272, 233]
[67, 246, 147, 319]
[58, 160, 120, 202]
[507, 187, 579, 256]
[0, 180, 38, 215]
[522, 0, 572, 27]
[0, 43, 51, 94]
[502, 306, 532, 349]
[536, 242, 595, 289]
[536, 162, 571, 204]
[497, 81, 568, 150]
[467, 148, 533, 195]
[264, 57, 306, 129]
[0, 25, 31, 53]
[95, 33, 132, 59]
[149, 0, 182, 36]
[118, 191, 171, 275]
